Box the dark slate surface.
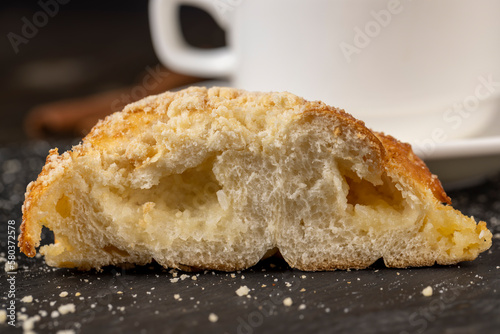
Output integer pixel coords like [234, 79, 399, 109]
[1, 140, 499, 334]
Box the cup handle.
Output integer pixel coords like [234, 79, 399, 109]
[149, 0, 235, 77]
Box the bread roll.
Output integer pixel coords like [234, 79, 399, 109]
[19, 87, 492, 271]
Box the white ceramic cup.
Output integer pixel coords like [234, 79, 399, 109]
[149, 0, 500, 143]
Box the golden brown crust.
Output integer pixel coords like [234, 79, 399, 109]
[302, 103, 386, 161]
[20, 149, 63, 257]
[302, 104, 450, 206]
[374, 132, 451, 205]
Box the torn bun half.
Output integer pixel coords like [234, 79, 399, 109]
[19, 87, 492, 271]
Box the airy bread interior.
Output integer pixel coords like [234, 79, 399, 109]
[19, 87, 492, 270]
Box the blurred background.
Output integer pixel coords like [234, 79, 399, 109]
[0, 0, 225, 145]
[0, 3, 499, 334]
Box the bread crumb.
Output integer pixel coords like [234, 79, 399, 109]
[283, 297, 293, 307]
[56, 330, 76, 334]
[230, 274, 236, 278]
[191, 276, 197, 281]
[22, 315, 41, 332]
[59, 291, 68, 297]
[170, 278, 179, 283]
[300, 288, 306, 292]
[422, 286, 433, 297]
[174, 294, 180, 300]
[4, 261, 18, 272]
[236, 286, 250, 297]
[180, 274, 189, 280]
[51, 311, 60, 318]
[208, 313, 218, 323]
[298, 304, 306, 310]
[301, 275, 306, 279]
[21, 295, 33, 303]
[50, 301, 56, 306]
[117, 291, 123, 294]
[261, 284, 267, 288]
[58, 303, 76, 315]
[0, 310, 6, 324]
[75, 292, 81, 297]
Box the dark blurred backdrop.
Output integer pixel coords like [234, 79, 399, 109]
[0, 0, 225, 144]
